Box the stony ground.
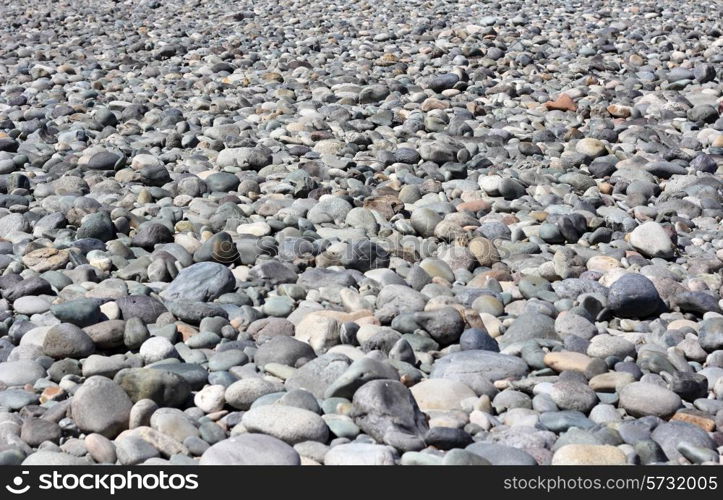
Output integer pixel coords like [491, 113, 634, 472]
[0, 0, 721, 466]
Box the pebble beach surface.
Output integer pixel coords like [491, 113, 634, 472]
[0, 0, 722, 466]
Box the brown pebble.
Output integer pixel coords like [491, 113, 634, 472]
[545, 94, 577, 112]
[671, 410, 716, 432]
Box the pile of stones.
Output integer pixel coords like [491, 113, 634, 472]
[0, 0, 721, 465]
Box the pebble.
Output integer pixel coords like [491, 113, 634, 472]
[466, 443, 538, 465]
[194, 385, 226, 414]
[432, 350, 528, 387]
[139, 337, 177, 364]
[651, 422, 715, 462]
[351, 380, 428, 451]
[552, 444, 626, 465]
[115, 368, 191, 407]
[619, 382, 682, 419]
[21, 418, 61, 446]
[70, 376, 133, 438]
[607, 274, 663, 319]
[115, 436, 160, 465]
[410, 379, 477, 411]
[43, 323, 96, 359]
[629, 222, 675, 259]
[324, 443, 397, 466]
[241, 405, 329, 444]
[225, 378, 283, 410]
[199, 434, 300, 465]
[85, 433, 117, 464]
[549, 381, 599, 413]
[22, 452, 90, 466]
[0, 361, 46, 387]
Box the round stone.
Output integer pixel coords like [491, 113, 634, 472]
[71, 376, 133, 438]
[619, 382, 682, 418]
[607, 274, 662, 318]
[200, 434, 300, 465]
[43, 323, 96, 359]
[552, 444, 626, 465]
[241, 405, 329, 444]
[410, 379, 477, 411]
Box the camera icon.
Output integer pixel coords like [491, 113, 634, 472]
[6, 471, 30, 495]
